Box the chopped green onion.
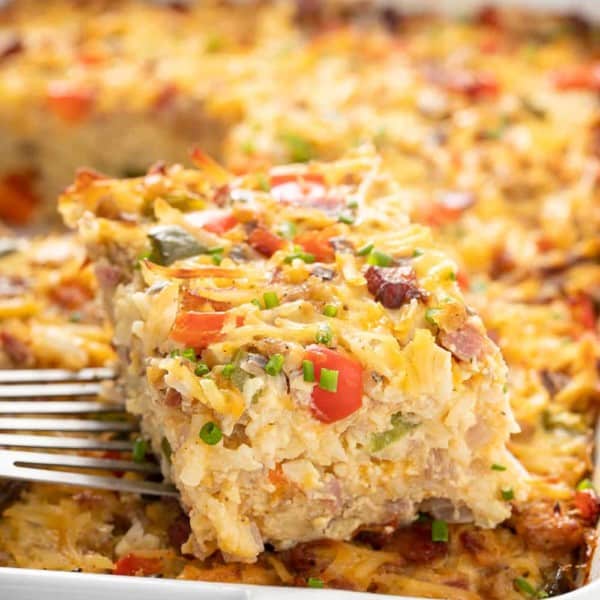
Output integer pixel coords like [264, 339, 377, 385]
[577, 478, 594, 491]
[265, 354, 284, 376]
[367, 249, 393, 267]
[371, 412, 418, 452]
[447, 271, 457, 281]
[501, 488, 514, 501]
[284, 249, 315, 264]
[132, 437, 147, 463]
[347, 199, 359, 209]
[425, 307, 441, 326]
[222, 363, 235, 378]
[338, 213, 355, 225]
[514, 576, 548, 598]
[491, 463, 507, 471]
[303, 360, 315, 382]
[278, 221, 297, 240]
[412, 248, 424, 257]
[357, 242, 374, 256]
[69, 311, 82, 323]
[503, 383, 509, 394]
[169, 349, 181, 358]
[431, 519, 448, 543]
[181, 348, 197, 362]
[194, 362, 210, 377]
[315, 323, 332, 345]
[319, 368, 338, 392]
[199, 421, 222, 445]
[323, 304, 338, 318]
[307, 577, 324, 589]
[280, 132, 314, 163]
[161, 437, 172, 462]
[211, 252, 223, 265]
[251, 298, 261, 308]
[263, 291, 280, 309]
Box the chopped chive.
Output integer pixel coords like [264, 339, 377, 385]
[263, 291, 280, 309]
[338, 213, 355, 225]
[194, 362, 210, 377]
[425, 307, 441, 326]
[412, 248, 424, 257]
[222, 363, 235, 378]
[251, 298, 261, 308]
[514, 576, 547, 598]
[501, 488, 514, 501]
[491, 463, 507, 471]
[284, 249, 315, 264]
[367, 249, 393, 267]
[303, 360, 315, 382]
[307, 577, 324, 589]
[265, 354, 284, 376]
[431, 519, 448, 542]
[319, 368, 339, 392]
[278, 221, 297, 239]
[315, 323, 333, 345]
[132, 437, 147, 463]
[199, 421, 222, 445]
[357, 242, 374, 256]
[181, 348, 197, 362]
[323, 304, 338, 318]
[577, 478, 594, 491]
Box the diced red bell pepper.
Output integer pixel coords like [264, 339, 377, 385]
[47, 82, 95, 123]
[294, 230, 335, 263]
[170, 311, 241, 348]
[304, 345, 364, 423]
[247, 227, 285, 257]
[113, 554, 163, 576]
[553, 63, 600, 91]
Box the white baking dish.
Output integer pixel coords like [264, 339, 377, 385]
[1, 0, 599, 598]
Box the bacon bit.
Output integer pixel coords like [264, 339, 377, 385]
[190, 148, 230, 184]
[477, 6, 501, 27]
[459, 530, 485, 555]
[102, 450, 125, 478]
[268, 464, 286, 486]
[69, 167, 107, 193]
[143, 261, 245, 280]
[387, 522, 448, 563]
[248, 227, 285, 257]
[153, 83, 179, 111]
[573, 490, 600, 525]
[0, 35, 23, 62]
[511, 500, 585, 552]
[489, 248, 516, 279]
[212, 184, 230, 207]
[365, 265, 424, 309]
[444, 71, 500, 100]
[50, 280, 93, 310]
[0, 171, 39, 225]
[553, 63, 600, 91]
[47, 81, 95, 123]
[113, 554, 163, 577]
[438, 323, 487, 361]
[168, 514, 191, 550]
[569, 293, 596, 331]
[280, 540, 336, 574]
[0, 331, 32, 366]
[294, 230, 335, 263]
[536, 236, 554, 253]
[164, 388, 182, 408]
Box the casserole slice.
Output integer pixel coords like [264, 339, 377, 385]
[60, 148, 526, 562]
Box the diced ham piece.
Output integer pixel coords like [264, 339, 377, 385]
[438, 323, 487, 361]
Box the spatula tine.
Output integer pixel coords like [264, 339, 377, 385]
[0, 382, 104, 398]
[0, 400, 125, 414]
[0, 434, 133, 451]
[0, 417, 136, 432]
[0, 367, 116, 383]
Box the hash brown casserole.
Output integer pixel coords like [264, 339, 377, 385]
[0, 3, 599, 600]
